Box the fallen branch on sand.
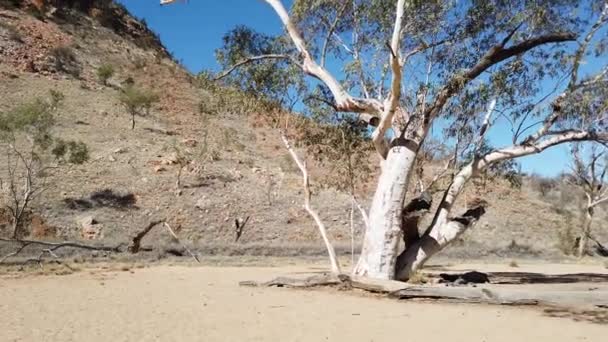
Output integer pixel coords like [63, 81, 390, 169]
[240, 273, 608, 308]
[0, 217, 201, 266]
[0, 238, 122, 266]
[127, 219, 200, 263]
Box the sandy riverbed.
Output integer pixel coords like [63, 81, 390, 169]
[1, 263, 607, 341]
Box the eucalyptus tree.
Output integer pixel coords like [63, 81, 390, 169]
[568, 144, 608, 257]
[166, 0, 608, 281]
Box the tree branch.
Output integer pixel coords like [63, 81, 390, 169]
[473, 98, 497, 155]
[281, 133, 341, 274]
[569, 3, 608, 89]
[320, 2, 349, 67]
[264, 0, 383, 116]
[213, 54, 296, 81]
[371, 0, 408, 158]
[425, 32, 577, 126]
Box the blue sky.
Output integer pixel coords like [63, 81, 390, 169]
[116, 0, 596, 177]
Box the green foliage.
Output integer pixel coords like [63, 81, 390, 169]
[97, 63, 115, 85]
[0, 94, 89, 165]
[0, 98, 55, 149]
[49, 90, 65, 109]
[215, 26, 305, 108]
[52, 139, 89, 164]
[118, 85, 159, 129]
[296, 116, 373, 193]
[196, 71, 279, 118]
[0, 93, 89, 237]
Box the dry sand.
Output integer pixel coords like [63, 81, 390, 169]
[1, 263, 607, 342]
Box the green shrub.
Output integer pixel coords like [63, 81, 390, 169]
[49, 90, 65, 109]
[52, 139, 89, 164]
[97, 63, 115, 85]
[0, 94, 88, 237]
[118, 86, 159, 129]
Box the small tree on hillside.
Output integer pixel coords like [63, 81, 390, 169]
[97, 63, 115, 86]
[568, 143, 608, 257]
[0, 93, 89, 238]
[118, 85, 159, 129]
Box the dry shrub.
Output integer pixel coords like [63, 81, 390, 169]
[49, 45, 81, 78]
[407, 271, 428, 284]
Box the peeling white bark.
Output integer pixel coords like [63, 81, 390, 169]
[353, 144, 417, 279]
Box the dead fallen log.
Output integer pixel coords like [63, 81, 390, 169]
[128, 220, 165, 253]
[127, 219, 200, 263]
[0, 238, 123, 267]
[240, 274, 608, 308]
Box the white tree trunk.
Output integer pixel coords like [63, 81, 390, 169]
[395, 164, 477, 280]
[577, 207, 593, 258]
[353, 144, 417, 279]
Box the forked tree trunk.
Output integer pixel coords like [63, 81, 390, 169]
[577, 207, 593, 258]
[353, 143, 417, 279]
[395, 163, 485, 280]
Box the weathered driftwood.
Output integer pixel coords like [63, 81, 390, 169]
[0, 238, 122, 263]
[128, 220, 165, 253]
[427, 271, 608, 285]
[240, 274, 608, 308]
[127, 219, 200, 263]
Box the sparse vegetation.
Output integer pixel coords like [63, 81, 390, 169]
[118, 85, 159, 129]
[96, 63, 115, 85]
[49, 45, 81, 78]
[557, 217, 578, 256]
[49, 90, 65, 109]
[0, 94, 88, 238]
[407, 271, 428, 284]
[0, 21, 22, 42]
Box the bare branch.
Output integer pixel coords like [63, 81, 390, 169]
[569, 3, 608, 89]
[320, 2, 349, 67]
[352, 196, 370, 231]
[473, 98, 497, 154]
[213, 54, 296, 81]
[164, 222, 200, 263]
[281, 133, 341, 274]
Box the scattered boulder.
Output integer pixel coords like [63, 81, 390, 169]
[195, 197, 208, 210]
[79, 216, 102, 240]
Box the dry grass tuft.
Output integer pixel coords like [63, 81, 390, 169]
[407, 271, 428, 284]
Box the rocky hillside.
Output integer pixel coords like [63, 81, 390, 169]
[0, 0, 606, 261]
